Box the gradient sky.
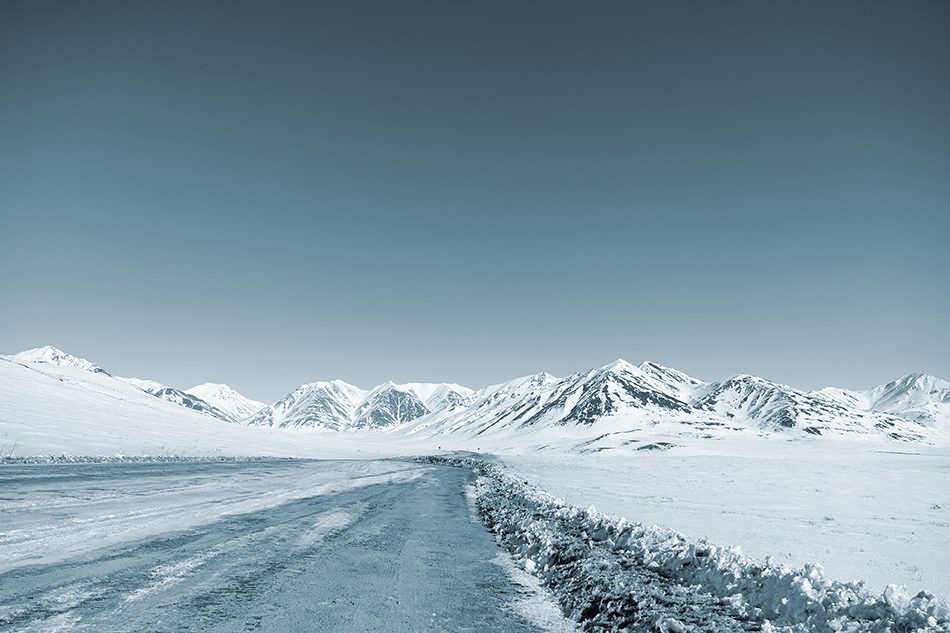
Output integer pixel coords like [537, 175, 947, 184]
[1, 1, 948, 402]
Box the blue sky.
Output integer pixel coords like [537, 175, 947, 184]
[1, 1, 947, 401]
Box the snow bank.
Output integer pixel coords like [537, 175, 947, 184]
[421, 456, 950, 632]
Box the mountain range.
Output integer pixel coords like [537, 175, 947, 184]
[6, 346, 949, 446]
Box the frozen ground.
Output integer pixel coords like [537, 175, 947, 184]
[502, 437, 950, 601]
[0, 459, 576, 633]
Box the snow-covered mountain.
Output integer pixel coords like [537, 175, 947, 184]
[691, 374, 920, 437]
[10, 346, 234, 423]
[403, 359, 941, 443]
[116, 376, 165, 391]
[401, 382, 474, 411]
[246, 380, 365, 430]
[542, 359, 694, 426]
[0, 355, 360, 457]
[246, 380, 473, 430]
[813, 373, 950, 429]
[4, 346, 948, 445]
[868, 373, 950, 410]
[13, 346, 110, 375]
[353, 383, 429, 429]
[144, 386, 232, 422]
[186, 383, 265, 422]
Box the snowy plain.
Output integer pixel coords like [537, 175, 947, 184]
[503, 437, 950, 600]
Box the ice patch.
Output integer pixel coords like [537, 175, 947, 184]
[297, 509, 355, 548]
[126, 550, 219, 602]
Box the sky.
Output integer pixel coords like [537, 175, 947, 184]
[1, 1, 948, 402]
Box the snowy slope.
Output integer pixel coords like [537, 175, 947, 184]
[352, 383, 429, 429]
[246, 380, 366, 429]
[399, 360, 938, 443]
[403, 372, 566, 438]
[868, 373, 950, 410]
[0, 357, 369, 458]
[813, 374, 950, 430]
[145, 386, 233, 422]
[11, 347, 241, 424]
[116, 376, 166, 391]
[540, 359, 694, 426]
[186, 383, 265, 422]
[690, 374, 927, 438]
[247, 380, 473, 430]
[399, 382, 474, 412]
[13, 346, 110, 375]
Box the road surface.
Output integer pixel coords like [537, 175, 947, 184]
[0, 459, 571, 632]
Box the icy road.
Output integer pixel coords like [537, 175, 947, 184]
[0, 459, 571, 633]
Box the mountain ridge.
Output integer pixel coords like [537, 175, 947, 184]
[6, 346, 948, 442]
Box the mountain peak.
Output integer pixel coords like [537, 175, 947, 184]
[304, 378, 363, 391]
[867, 373, 950, 415]
[186, 383, 265, 422]
[190, 381, 231, 391]
[894, 373, 948, 388]
[12, 346, 109, 375]
[638, 360, 703, 385]
[601, 358, 637, 373]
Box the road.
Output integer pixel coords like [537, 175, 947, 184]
[0, 459, 571, 632]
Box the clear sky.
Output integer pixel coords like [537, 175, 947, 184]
[1, 1, 948, 402]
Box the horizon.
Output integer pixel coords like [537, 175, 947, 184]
[2, 1, 948, 402]
[6, 343, 947, 404]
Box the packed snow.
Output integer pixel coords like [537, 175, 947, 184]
[0, 459, 425, 575]
[0, 459, 563, 633]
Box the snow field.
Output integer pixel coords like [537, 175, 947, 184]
[502, 440, 950, 599]
[423, 457, 950, 632]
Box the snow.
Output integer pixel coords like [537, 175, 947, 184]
[10, 345, 947, 440]
[429, 455, 950, 632]
[245, 378, 473, 429]
[869, 374, 950, 413]
[502, 437, 950, 600]
[397, 382, 475, 411]
[3, 345, 950, 625]
[391, 360, 941, 442]
[0, 357, 382, 459]
[490, 553, 581, 633]
[0, 459, 424, 574]
[12, 346, 108, 374]
[115, 376, 165, 391]
[185, 382, 265, 421]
